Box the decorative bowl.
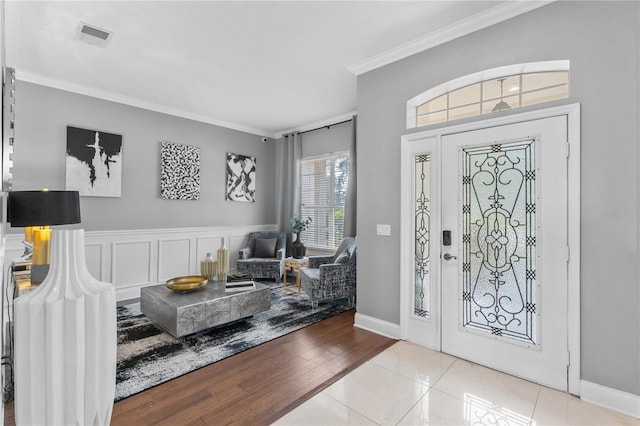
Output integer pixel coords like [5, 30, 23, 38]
[166, 275, 208, 292]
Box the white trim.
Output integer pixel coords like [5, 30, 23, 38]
[399, 103, 581, 393]
[566, 104, 581, 395]
[403, 103, 580, 142]
[73, 224, 276, 239]
[580, 380, 640, 419]
[399, 138, 412, 342]
[354, 312, 401, 339]
[400, 135, 442, 350]
[348, 1, 555, 76]
[275, 111, 356, 140]
[406, 60, 571, 129]
[15, 71, 276, 139]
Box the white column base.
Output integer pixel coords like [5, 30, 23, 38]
[14, 229, 116, 425]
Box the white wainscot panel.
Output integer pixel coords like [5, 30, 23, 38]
[85, 243, 104, 281]
[229, 234, 250, 267]
[158, 238, 191, 281]
[196, 236, 225, 270]
[112, 241, 152, 288]
[3, 225, 278, 302]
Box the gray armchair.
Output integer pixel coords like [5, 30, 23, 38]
[300, 237, 356, 308]
[236, 231, 286, 283]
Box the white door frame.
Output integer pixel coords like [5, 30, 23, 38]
[400, 103, 581, 395]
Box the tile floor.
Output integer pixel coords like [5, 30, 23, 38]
[274, 341, 639, 426]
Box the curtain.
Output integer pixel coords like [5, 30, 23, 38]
[343, 115, 357, 237]
[275, 132, 302, 254]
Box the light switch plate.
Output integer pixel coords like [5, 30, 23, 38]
[376, 224, 391, 236]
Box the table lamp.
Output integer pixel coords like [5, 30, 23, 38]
[9, 190, 116, 425]
[7, 190, 81, 282]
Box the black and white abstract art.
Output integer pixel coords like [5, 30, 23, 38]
[226, 152, 256, 202]
[160, 141, 200, 200]
[66, 126, 123, 197]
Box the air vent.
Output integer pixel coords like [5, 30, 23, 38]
[76, 22, 113, 48]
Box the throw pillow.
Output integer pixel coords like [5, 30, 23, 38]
[254, 237, 277, 258]
[335, 251, 349, 264]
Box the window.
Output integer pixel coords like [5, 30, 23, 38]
[300, 152, 350, 250]
[407, 61, 570, 129]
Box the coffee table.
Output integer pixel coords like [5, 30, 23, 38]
[140, 280, 270, 337]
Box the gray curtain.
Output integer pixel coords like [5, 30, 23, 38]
[343, 115, 357, 237]
[276, 132, 302, 254]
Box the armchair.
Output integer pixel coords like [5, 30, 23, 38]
[236, 231, 286, 283]
[300, 237, 356, 308]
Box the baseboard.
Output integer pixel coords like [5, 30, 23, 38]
[580, 380, 640, 419]
[353, 312, 401, 339]
[116, 285, 149, 302]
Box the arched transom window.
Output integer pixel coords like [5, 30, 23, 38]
[407, 61, 570, 129]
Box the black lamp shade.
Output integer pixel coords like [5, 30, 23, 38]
[8, 191, 81, 227]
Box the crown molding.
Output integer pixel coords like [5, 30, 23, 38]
[348, 0, 556, 76]
[15, 70, 277, 138]
[275, 110, 356, 139]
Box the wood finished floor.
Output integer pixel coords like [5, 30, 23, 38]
[4, 307, 396, 426]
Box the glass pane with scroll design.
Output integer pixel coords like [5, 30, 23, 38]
[414, 154, 431, 317]
[461, 139, 536, 343]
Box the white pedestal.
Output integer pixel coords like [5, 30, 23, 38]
[14, 229, 117, 425]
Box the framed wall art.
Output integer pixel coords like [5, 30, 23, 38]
[66, 126, 123, 197]
[160, 141, 200, 200]
[226, 152, 256, 202]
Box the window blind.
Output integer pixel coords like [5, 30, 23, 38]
[300, 151, 350, 250]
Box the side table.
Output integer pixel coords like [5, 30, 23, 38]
[13, 271, 38, 298]
[283, 257, 308, 293]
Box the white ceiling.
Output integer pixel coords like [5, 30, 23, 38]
[4, 1, 549, 138]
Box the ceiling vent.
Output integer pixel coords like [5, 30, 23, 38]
[76, 22, 113, 48]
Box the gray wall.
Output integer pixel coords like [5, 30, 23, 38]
[11, 81, 277, 232]
[301, 120, 353, 158]
[356, 1, 639, 396]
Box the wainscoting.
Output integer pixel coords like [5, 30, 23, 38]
[4, 224, 277, 301]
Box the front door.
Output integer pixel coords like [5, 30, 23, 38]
[401, 108, 578, 392]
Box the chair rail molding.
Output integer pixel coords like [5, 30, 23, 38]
[4, 224, 277, 301]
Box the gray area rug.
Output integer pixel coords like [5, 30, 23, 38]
[115, 284, 351, 401]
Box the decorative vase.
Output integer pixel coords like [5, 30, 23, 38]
[291, 232, 306, 259]
[200, 252, 217, 280]
[216, 237, 229, 281]
[14, 229, 116, 426]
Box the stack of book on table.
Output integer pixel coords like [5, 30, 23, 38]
[225, 272, 255, 292]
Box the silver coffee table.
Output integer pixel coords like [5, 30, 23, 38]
[140, 280, 271, 337]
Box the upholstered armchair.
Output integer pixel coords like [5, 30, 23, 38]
[300, 237, 357, 308]
[236, 231, 286, 283]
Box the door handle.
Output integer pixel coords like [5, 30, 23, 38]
[443, 253, 457, 260]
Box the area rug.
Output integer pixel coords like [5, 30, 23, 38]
[115, 284, 351, 401]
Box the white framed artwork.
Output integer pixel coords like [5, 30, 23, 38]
[160, 141, 200, 200]
[226, 153, 256, 202]
[66, 126, 123, 197]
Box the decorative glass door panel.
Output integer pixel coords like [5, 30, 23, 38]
[414, 154, 431, 318]
[461, 139, 537, 344]
[402, 135, 439, 349]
